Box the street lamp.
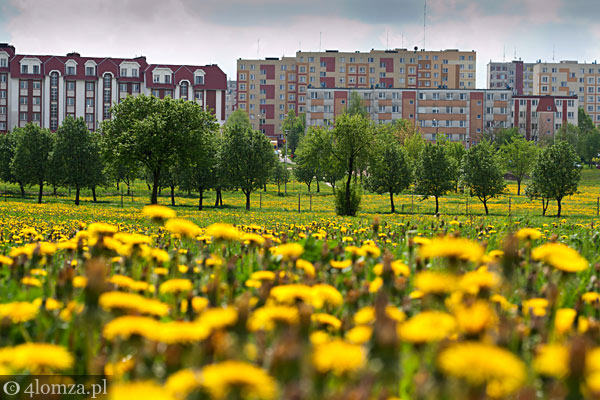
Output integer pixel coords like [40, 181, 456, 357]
[433, 118, 438, 142]
[284, 129, 289, 195]
[255, 114, 263, 131]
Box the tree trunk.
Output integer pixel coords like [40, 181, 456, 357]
[53, 185, 57, 196]
[557, 198, 562, 217]
[277, 183, 281, 196]
[38, 181, 43, 204]
[19, 182, 25, 197]
[151, 170, 160, 205]
[517, 179, 521, 196]
[345, 157, 354, 214]
[75, 185, 80, 206]
[307, 182, 311, 192]
[146, 182, 151, 191]
[244, 190, 251, 210]
[483, 199, 489, 215]
[170, 185, 175, 206]
[92, 187, 97, 203]
[215, 189, 220, 207]
[198, 188, 203, 211]
[264, 183, 267, 192]
[219, 191, 223, 206]
[542, 198, 547, 216]
[126, 183, 131, 196]
[389, 191, 395, 213]
[116, 180, 120, 191]
[435, 195, 439, 214]
[316, 179, 320, 193]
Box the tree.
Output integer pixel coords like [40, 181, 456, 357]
[414, 142, 455, 214]
[578, 107, 595, 134]
[87, 132, 105, 203]
[180, 129, 219, 210]
[294, 152, 316, 192]
[347, 91, 368, 118]
[102, 95, 215, 204]
[500, 136, 537, 195]
[530, 141, 580, 217]
[222, 123, 276, 210]
[51, 117, 103, 205]
[483, 127, 520, 149]
[462, 140, 506, 215]
[271, 161, 290, 196]
[11, 123, 54, 203]
[225, 109, 253, 129]
[443, 140, 467, 192]
[577, 128, 600, 167]
[525, 180, 551, 216]
[0, 130, 25, 196]
[365, 132, 412, 213]
[403, 129, 426, 170]
[281, 110, 305, 155]
[331, 113, 374, 216]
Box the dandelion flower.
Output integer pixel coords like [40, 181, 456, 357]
[312, 339, 366, 375]
[205, 223, 242, 241]
[142, 205, 176, 220]
[419, 236, 484, 262]
[0, 343, 73, 372]
[532, 243, 588, 272]
[516, 227, 542, 241]
[159, 279, 193, 295]
[414, 271, 458, 295]
[109, 381, 176, 400]
[270, 243, 304, 260]
[438, 342, 526, 398]
[165, 219, 201, 238]
[399, 311, 456, 343]
[200, 361, 277, 400]
[533, 344, 569, 378]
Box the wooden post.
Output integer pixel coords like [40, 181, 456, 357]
[597, 197, 599, 216]
[131, 190, 134, 203]
[120, 189, 123, 208]
[466, 198, 469, 216]
[509, 197, 511, 215]
[309, 194, 312, 211]
[411, 194, 414, 214]
[259, 192, 262, 209]
[298, 193, 301, 213]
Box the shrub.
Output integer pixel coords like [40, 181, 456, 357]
[334, 184, 362, 216]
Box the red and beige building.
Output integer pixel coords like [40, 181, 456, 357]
[236, 48, 476, 141]
[0, 43, 227, 133]
[487, 60, 535, 95]
[306, 88, 578, 145]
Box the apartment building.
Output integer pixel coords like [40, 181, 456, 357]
[512, 95, 578, 141]
[305, 88, 512, 147]
[0, 43, 227, 133]
[225, 79, 236, 120]
[487, 60, 534, 95]
[532, 61, 600, 124]
[236, 48, 476, 141]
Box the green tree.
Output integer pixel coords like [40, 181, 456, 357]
[578, 107, 595, 134]
[403, 129, 426, 170]
[11, 123, 54, 203]
[577, 128, 600, 167]
[462, 140, 506, 215]
[271, 161, 290, 196]
[281, 110, 305, 155]
[484, 127, 521, 149]
[347, 91, 368, 118]
[365, 132, 412, 213]
[0, 130, 25, 196]
[225, 109, 253, 129]
[222, 123, 276, 210]
[525, 180, 551, 216]
[443, 140, 467, 192]
[87, 132, 105, 203]
[293, 146, 317, 192]
[180, 129, 219, 210]
[530, 141, 581, 217]
[414, 142, 455, 214]
[102, 95, 216, 204]
[500, 136, 537, 195]
[331, 113, 374, 216]
[51, 117, 103, 205]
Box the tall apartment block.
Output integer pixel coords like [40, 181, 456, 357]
[236, 48, 476, 141]
[305, 88, 577, 146]
[532, 61, 600, 124]
[487, 60, 534, 95]
[225, 79, 237, 121]
[306, 88, 510, 147]
[0, 43, 227, 133]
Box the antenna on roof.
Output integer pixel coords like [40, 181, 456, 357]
[319, 32, 322, 52]
[513, 46, 516, 60]
[423, 0, 427, 49]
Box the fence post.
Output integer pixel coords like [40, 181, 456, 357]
[411, 194, 414, 214]
[259, 192, 262, 209]
[597, 197, 599, 216]
[131, 190, 134, 203]
[298, 193, 301, 213]
[309, 194, 312, 211]
[120, 189, 123, 208]
[508, 197, 511, 215]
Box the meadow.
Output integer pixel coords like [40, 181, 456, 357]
[0, 170, 599, 399]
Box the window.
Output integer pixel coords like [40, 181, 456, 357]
[32, 97, 40, 105]
[164, 75, 171, 84]
[0, 75, 5, 83]
[20, 81, 28, 89]
[33, 65, 40, 74]
[0, 59, 6, 68]
[86, 82, 94, 91]
[132, 68, 138, 77]
[66, 66, 76, 75]
[85, 113, 94, 123]
[32, 113, 40, 121]
[120, 83, 127, 92]
[21, 65, 28, 74]
[0, 91, 7, 99]
[33, 81, 41, 89]
[132, 83, 140, 93]
[19, 97, 28, 105]
[0, 106, 5, 114]
[153, 75, 160, 83]
[67, 81, 75, 91]
[20, 112, 27, 121]
[67, 97, 75, 106]
[86, 66, 95, 76]
[121, 68, 127, 77]
[195, 75, 204, 85]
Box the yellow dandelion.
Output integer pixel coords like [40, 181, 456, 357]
[554, 308, 577, 335]
[312, 313, 342, 330]
[398, 311, 456, 343]
[205, 223, 242, 241]
[312, 339, 366, 375]
[109, 381, 176, 400]
[345, 325, 373, 344]
[330, 259, 352, 269]
[159, 279, 193, 294]
[164, 219, 201, 238]
[516, 228, 542, 241]
[0, 343, 73, 372]
[419, 236, 484, 262]
[296, 259, 315, 278]
[532, 243, 588, 272]
[373, 260, 410, 277]
[200, 361, 277, 400]
[242, 233, 265, 246]
[533, 344, 569, 378]
[248, 305, 299, 331]
[142, 204, 176, 220]
[438, 342, 526, 398]
[99, 292, 169, 317]
[311, 284, 343, 308]
[270, 243, 304, 260]
[414, 271, 458, 295]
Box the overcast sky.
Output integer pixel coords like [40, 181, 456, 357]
[1, 0, 599, 88]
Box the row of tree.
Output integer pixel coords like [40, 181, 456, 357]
[292, 92, 582, 217]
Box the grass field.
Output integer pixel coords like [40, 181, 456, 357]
[0, 169, 598, 399]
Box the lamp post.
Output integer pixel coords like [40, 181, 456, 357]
[433, 118, 438, 142]
[284, 129, 289, 195]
